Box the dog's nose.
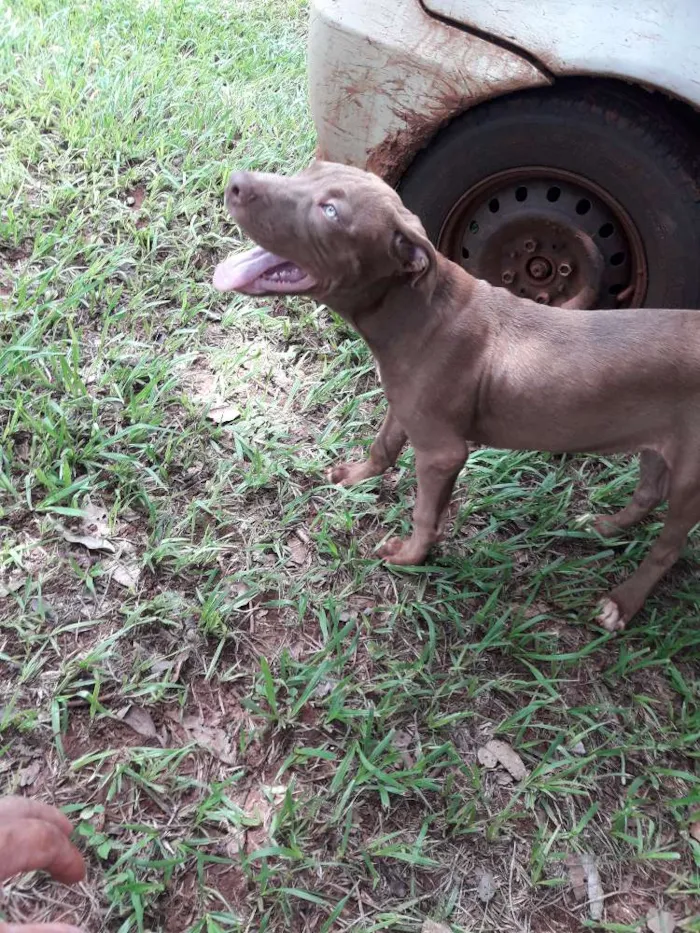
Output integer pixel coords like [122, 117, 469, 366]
[225, 171, 256, 210]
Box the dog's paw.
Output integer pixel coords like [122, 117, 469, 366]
[591, 515, 621, 538]
[597, 597, 626, 633]
[328, 461, 374, 487]
[376, 537, 422, 565]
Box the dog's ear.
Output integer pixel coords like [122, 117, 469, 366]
[390, 217, 436, 288]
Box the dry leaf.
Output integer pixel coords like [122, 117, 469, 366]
[312, 679, 336, 699]
[61, 502, 115, 552]
[226, 581, 253, 606]
[646, 909, 677, 933]
[0, 576, 25, 598]
[393, 729, 415, 767]
[422, 921, 450, 933]
[61, 528, 116, 553]
[19, 760, 42, 788]
[207, 405, 240, 425]
[288, 535, 308, 565]
[182, 715, 236, 764]
[581, 853, 604, 921]
[123, 706, 157, 739]
[476, 869, 497, 903]
[82, 502, 109, 530]
[565, 854, 587, 901]
[689, 821, 700, 842]
[105, 555, 141, 589]
[477, 746, 498, 769]
[480, 740, 529, 781]
[422, 922, 450, 933]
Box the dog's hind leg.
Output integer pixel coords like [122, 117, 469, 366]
[598, 454, 700, 631]
[593, 450, 670, 537]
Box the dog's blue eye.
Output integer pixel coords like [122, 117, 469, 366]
[322, 203, 338, 220]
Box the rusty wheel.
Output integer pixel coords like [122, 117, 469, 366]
[399, 84, 700, 310]
[438, 168, 647, 309]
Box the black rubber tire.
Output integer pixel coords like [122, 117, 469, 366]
[398, 84, 700, 309]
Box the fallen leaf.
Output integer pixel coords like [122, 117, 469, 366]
[646, 909, 677, 933]
[393, 729, 415, 768]
[226, 581, 253, 606]
[224, 831, 246, 857]
[190, 368, 218, 402]
[477, 746, 498, 769]
[422, 922, 451, 933]
[105, 555, 141, 589]
[19, 760, 42, 788]
[61, 502, 115, 552]
[82, 502, 110, 533]
[689, 821, 700, 842]
[581, 853, 604, 921]
[480, 740, 529, 781]
[182, 715, 236, 764]
[207, 404, 240, 425]
[312, 679, 336, 699]
[0, 576, 25, 598]
[476, 869, 497, 903]
[30, 597, 57, 621]
[122, 706, 157, 739]
[288, 535, 308, 565]
[61, 528, 116, 553]
[565, 854, 587, 901]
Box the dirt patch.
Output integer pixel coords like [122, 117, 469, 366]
[124, 186, 146, 209]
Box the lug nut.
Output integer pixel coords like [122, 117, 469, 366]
[558, 261, 573, 277]
[502, 270, 515, 285]
[524, 238, 537, 253]
[535, 291, 550, 304]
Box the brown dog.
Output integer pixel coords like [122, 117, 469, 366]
[214, 160, 700, 631]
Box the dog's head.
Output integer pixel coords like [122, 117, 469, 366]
[213, 161, 436, 306]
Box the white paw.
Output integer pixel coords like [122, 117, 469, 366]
[597, 598, 626, 632]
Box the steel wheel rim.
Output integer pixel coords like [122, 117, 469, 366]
[438, 167, 648, 309]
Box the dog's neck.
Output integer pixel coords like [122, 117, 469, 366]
[329, 256, 478, 361]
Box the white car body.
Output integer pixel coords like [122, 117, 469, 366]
[308, 0, 700, 182]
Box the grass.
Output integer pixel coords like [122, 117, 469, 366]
[1, 0, 699, 930]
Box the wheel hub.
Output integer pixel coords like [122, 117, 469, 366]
[526, 256, 553, 281]
[438, 168, 647, 309]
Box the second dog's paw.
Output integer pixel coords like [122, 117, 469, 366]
[597, 597, 626, 633]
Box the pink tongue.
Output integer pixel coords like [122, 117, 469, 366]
[213, 245, 290, 293]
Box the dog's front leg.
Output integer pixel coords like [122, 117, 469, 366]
[329, 407, 407, 487]
[377, 441, 468, 565]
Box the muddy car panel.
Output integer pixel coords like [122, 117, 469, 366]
[309, 0, 700, 182]
[308, 0, 550, 184]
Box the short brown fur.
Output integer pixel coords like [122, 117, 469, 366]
[221, 160, 700, 630]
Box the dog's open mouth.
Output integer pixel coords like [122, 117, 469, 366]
[213, 245, 316, 295]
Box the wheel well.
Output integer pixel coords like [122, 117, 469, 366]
[399, 76, 700, 185]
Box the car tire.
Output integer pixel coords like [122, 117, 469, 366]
[398, 84, 700, 309]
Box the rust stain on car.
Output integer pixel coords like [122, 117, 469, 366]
[363, 40, 539, 184]
[366, 102, 457, 184]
